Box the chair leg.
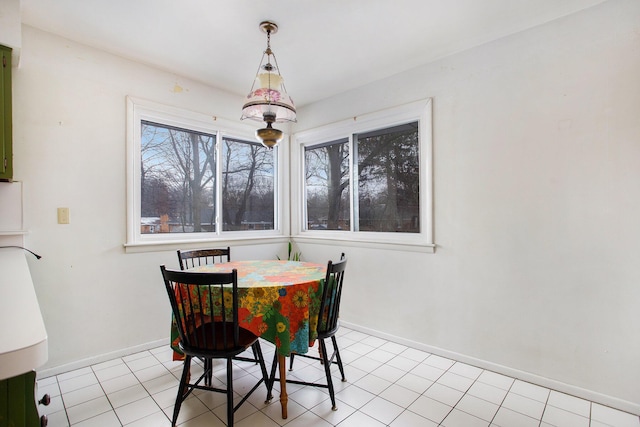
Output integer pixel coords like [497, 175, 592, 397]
[226, 357, 234, 427]
[203, 358, 207, 386]
[173, 356, 191, 426]
[289, 353, 295, 371]
[331, 335, 347, 382]
[254, 342, 270, 387]
[265, 351, 280, 403]
[266, 351, 276, 400]
[204, 358, 212, 386]
[319, 339, 337, 411]
[252, 345, 259, 365]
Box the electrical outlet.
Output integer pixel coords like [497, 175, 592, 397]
[57, 207, 70, 224]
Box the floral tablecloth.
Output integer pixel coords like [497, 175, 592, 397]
[170, 260, 326, 358]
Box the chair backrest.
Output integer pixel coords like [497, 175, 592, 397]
[177, 247, 231, 270]
[160, 265, 240, 354]
[318, 253, 347, 335]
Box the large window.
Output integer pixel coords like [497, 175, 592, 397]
[295, 100, 433, 250]
[126, 97, 282, 248]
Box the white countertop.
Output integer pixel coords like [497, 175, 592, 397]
[0, 248, 48, 380]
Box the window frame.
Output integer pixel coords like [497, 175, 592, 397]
[292, 99, 434, 252]
[125, 96, 288, 252]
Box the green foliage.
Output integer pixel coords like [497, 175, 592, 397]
[277, 241, 302, 261]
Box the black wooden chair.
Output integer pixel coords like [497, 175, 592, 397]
[160, 265, 269, 427]
[177, 247, 261, 367]
[267, 253, 348, 411]
[177, 247, 230, 270]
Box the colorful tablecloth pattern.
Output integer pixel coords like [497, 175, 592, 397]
[170, 260, 326, 358]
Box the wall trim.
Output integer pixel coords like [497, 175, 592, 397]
[340, 321, 640, 416]
[37, 338, 167, 379]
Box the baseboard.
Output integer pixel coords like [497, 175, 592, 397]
[37, 338, 168, 379]
[340, 321, 640, 416]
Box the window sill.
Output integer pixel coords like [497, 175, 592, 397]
[293, 233, 436, 253]
[124, 235, 290, 254]
[0, 230, 28, 235]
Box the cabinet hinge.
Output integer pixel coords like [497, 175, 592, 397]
[2, 54, 6, 67]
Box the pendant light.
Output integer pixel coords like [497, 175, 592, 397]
[240, 21, 296, 148]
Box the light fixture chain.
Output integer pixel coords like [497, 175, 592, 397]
[267, 27, 271, 50]
[266, 28, 272, 100]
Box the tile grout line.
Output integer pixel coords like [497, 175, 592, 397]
[538, 387, 551, 427]
[436, 361, 484, 426]
[487, 374, 515, 427]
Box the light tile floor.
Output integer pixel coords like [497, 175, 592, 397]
[37, 327, 639, 427]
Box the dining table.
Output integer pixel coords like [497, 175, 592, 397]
[169, 259, 326, 419]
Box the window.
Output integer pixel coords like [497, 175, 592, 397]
[294, 100, 433, 251]
[221, 137, 275, 231]
[140, 121, 217, 234]
[305, 138, 350, 231]
[126, 97, 284, 249]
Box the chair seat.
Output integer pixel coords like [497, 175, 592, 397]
[179, 323, 259, 357]
[317, 319, 339, 339]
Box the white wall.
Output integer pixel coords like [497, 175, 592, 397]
[9, 0, 639, 414]
[295, 0, 640, 412]
[0, 0, 21, 54]
[12, 25, 285, 373]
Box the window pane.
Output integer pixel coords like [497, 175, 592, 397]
[140, 121, 216, 234]
[355, 122, 420, 233]
[222, 137, 275, 231]
[305, 139, 350, 230]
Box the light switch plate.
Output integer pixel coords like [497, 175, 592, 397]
[57, 207, 69, 224]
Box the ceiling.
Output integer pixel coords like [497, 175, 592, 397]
[20, 0, 607, 107]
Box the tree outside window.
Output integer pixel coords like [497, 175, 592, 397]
[355, 122, 419, 233]
[222, 137, 274, 231]
[305, 138, 350, 230]
[303, 121, 420, 234]
[141, 121, 216, 234]
[140, 122, 275, 235]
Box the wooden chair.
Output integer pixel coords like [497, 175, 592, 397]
[160, 265, 269, 427]
[267, 253, 348, 411]
[177, 247, 261, 367]
[177, 247, 230, 270]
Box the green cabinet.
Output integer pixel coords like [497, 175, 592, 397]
[0, 371, 44, 427]
[1, 45, 13, 181]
